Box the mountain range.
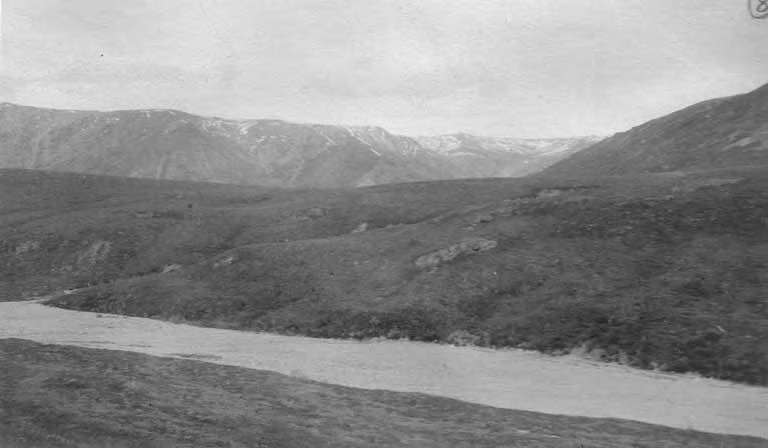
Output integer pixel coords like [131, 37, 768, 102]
[3, 82, 766, 189]
[0, 103, 600, 188]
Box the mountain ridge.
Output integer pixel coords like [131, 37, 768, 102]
[0, 102, 599, 188]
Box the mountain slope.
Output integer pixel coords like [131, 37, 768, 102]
[0, 103, 595, 188]
[544, 83, 768, 177]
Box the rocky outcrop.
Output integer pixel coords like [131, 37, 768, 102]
[351, 222, 369, 234]
[415, 238, 498, 268]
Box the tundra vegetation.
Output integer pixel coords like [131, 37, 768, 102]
[2, 165, 766, 385]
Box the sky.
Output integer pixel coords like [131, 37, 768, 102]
[0, 0, 766, 137]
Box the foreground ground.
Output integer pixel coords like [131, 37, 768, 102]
[5, 301, 767, 437]
[1, 339, 765, 448]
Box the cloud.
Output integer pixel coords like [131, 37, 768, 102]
[1, 0, 766, 137]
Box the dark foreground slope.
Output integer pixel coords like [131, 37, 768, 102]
[2, 168, 767, 384]
[545, 83, 768, 177]
[1, 339, 763, 448]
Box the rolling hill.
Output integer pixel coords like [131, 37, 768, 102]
[544, 83, 768, 177]
[2, 166, 766, 385]
[0, 103, 595, 188]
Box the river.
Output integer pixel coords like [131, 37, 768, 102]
[1, 300, 766, 439]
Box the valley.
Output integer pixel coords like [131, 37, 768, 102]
[1, 83, 767, 446]
[3, 1, 767, 445]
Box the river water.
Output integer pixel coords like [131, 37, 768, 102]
[1, 301, 766, 439]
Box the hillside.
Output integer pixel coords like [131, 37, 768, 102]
[3, 340, 761, 448]
[0, 103, 594, 188]
[2, 167, 766, 385]
[544, 83, 768, 177]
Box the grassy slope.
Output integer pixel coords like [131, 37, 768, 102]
[1, 339, 764, 448]
[2, 167, 767, 385]
[0, 168, 540, 299]
[544, 83, 768, 177]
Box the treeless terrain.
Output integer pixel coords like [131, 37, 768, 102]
[545, 83, 768, 177]
[1, 339, 765, 448]
[2, 165, 766, 385]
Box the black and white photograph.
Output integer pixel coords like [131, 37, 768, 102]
[0, 1, 767, 447]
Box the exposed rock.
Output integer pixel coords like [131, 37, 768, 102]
[213, 255, 236, 268]
[415, 238, 498, 268]
[463, 214, 494, 231]
[161, 264, 182, 274]
[351, 222, 369, 233]
[14, 240, 40, 255]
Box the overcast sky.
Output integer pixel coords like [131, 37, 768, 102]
[0, 0, 766, 137]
